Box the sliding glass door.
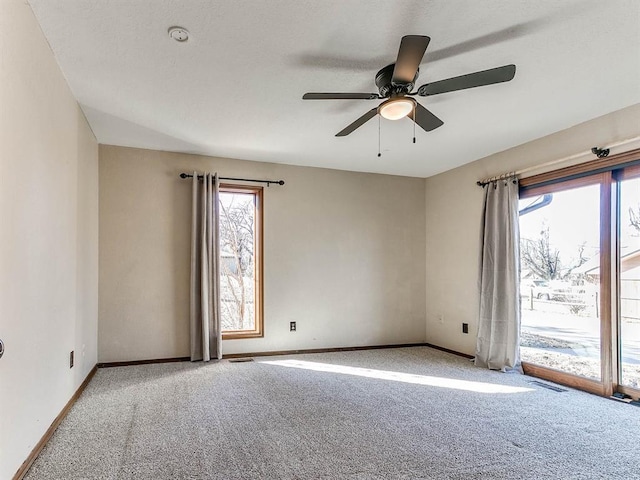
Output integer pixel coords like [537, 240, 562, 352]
[518, 157, 640, 399]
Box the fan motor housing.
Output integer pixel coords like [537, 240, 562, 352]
[376, 63, 417, 97]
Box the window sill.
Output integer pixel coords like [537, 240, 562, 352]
[222, 331, 263, 340]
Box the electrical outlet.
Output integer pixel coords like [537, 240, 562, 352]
[70, 350, 74, 368]
[290, 321, 296, 332]
[462, 323, 469, 334]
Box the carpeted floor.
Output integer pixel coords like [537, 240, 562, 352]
[25, 347, 640, 479]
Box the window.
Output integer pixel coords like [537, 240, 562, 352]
[219, 185, 263, 339]
[518, 148, 640, 399]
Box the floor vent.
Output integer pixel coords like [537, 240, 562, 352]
[228, 357, 254, 363]
[528, 380, 567, 392]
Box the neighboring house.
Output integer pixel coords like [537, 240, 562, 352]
[220, 249, 238, 276]
[582, 248, 640, 321]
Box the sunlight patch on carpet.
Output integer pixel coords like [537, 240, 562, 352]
[261, 359, 534, 394]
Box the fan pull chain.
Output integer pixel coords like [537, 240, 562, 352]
[413, 108, 416, 144]
[377, 115, 381, 157]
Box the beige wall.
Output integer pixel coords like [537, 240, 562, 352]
[0, 1, 99, 478]
[98, 145, 426, 361]
[424, 104, 640, 355]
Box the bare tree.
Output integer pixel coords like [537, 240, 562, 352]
[629, 204, 640, 235]
[219, 195, 255, 330]
[520, 225, 588, 280]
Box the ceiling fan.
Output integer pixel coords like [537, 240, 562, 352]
[302, 35, 516, 137]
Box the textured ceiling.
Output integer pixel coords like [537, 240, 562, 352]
[28, 0, 640, 177]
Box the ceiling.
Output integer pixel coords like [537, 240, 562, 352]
[28, 0, 640, 178]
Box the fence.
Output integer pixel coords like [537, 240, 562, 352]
[522, 289, 640, 321]
[522, 288, 598, 317]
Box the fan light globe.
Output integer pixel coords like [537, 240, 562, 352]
[379, 98, 415, 120]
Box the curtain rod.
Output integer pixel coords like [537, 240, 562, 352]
[179, 173, 284, 186]
[475, 135, 640, 187]
[476, 172, 517, 187]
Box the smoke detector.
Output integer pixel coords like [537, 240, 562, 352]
[168, 27, 189, 42]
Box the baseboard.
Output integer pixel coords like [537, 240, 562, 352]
[424, 343, 474, 359]
[97, 356, 190, 368]
[96, 343, 472, 366]
[96, 344, 432, 367]
[222, 342, 429, 359]
[13, 364, 98, 480]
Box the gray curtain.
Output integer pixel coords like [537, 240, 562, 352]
[474, 178, 521, 371]
[190, 172, 222, 361]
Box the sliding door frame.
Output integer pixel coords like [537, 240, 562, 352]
[519, 148, 640, 399]
[615, 163, 640, 400]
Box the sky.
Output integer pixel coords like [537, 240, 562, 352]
[219, 191, 253, 210]
[519, 176, 640, 274]
[520, 183, 601, 260]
